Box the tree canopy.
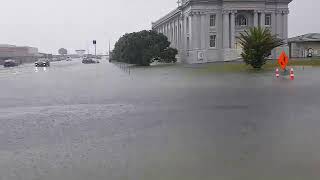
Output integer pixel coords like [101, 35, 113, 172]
[238, 27, 284, 69]
[111, 30, 178, 66]
[58, 48, 68, 55]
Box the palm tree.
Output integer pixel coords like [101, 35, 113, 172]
[238, 27, 284, 69]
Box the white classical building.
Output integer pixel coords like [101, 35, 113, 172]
[152, 0, 293, 64]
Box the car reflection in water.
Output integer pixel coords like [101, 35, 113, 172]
[35, 59, 50, 67]
[82, 57, 100, 64]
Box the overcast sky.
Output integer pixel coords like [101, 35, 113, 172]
[0, 0, 317, 54]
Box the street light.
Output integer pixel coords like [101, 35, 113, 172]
[93, 40, 97, 56]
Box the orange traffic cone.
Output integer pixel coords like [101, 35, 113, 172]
[290, 68, 295, 80]
[276, 68, 279, 78]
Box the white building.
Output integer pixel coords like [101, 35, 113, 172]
[288, 33, 320, 58]
[152, 0, 293, 64]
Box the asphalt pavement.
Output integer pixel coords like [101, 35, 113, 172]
[1, 59, 320, 180]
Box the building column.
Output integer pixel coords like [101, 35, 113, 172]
[191, 12, 198, 49]
[230, 10, 236, 49]
[170, 22, 173, 44]
[196, 13, 201, 49]
[205, 13, 210, 49]
[177, 20, 179, 47]
[260, 11, 265, 28]
[276, 10, 283, 39]
[184, 15, 188, 51]
[189, 13, 195, 49]
[200, 13, 206, 49]
[173, 20, 176, 48]
[283, 10, 289, 43]
[223, 10, 230, 48]
[254, 10, 259, 27]
[271, 11, 276, 34]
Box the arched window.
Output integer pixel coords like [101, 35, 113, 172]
[235, 14, 247, 26]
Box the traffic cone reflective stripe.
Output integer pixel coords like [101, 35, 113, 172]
[290, 68, 295, 80]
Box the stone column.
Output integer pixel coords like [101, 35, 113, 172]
[254, 10, 259, 27]
[276, 10, 283, 39]
[184, 15, 188, 51]
[166, 24, 169, 40]
[173, 21, 176, 48]
[271, 11, 276, 34]
[230, 10, 236, 49]
[260, 11, 265, 28]
[170, 22, 173, 43]
[176, 20, 178, 47]
[190, 12, 196, 49]
[200, 12, 206, 49]
[223, 10, 230, 48]
[191, 12, 198, 49]
[196, 13, 201, 49]
[205, 13, 210, 49]
[283, 10, 289, 43]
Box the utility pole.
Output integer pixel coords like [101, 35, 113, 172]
[108, 40, 111, 55]
[93, 40, 97, 56]
[108, 40, 111, 62]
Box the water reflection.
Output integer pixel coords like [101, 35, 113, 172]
[34, 67, 48, 73]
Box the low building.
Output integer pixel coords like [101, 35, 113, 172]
[152, 0, 293, 64]
[288, 33, 320, 58]
[0, 44, 39, 64]
[0, 44, 38, 58]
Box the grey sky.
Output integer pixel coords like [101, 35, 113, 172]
[0, 0, 317, 54]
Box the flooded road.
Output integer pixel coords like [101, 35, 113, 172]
[1, 59, 320, 180]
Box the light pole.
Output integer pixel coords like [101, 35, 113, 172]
[93, 40, 97, 57]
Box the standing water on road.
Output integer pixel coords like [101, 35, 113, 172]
[1, 59, 320, 180]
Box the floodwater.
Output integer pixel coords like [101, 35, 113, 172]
[1, 59, 320, 180]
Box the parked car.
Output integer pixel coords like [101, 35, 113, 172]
[3, 60, 18, 67]
[66, 57, 72, 61]
[35, 59, 50, 67]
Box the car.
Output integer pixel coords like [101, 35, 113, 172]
[66, 57, 72, 61]
[3, 59, 19, 67]
[82, 58, 100, 64]
[35, 59, 50, 67]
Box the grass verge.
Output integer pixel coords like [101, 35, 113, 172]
[201, 59, 320, 73]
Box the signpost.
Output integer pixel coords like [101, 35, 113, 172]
[93, 40, 97, 56]
[278, 51, 289, 70]
[276, 51, 294, 79]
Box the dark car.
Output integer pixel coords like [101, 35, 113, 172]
[35, 59, 50, 67]
[3, 60, 18, 67]
[82, 58, 100, 64]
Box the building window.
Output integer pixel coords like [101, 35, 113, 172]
[265, 14, 271, 26]
[210, 14, 216, 27]
[235, 14, 247, 26]
[209, 35, 216, 48]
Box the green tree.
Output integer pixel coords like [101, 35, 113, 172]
[159, 48, 178, 63]
[58, 48, 68, 55]
[238, 27, 284, 69]
[111, 30, 177, 66]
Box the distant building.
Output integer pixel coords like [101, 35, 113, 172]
[288, 33, 320, 58]
[0, 44, 38, 58]
[152, 0, 293, 64]
[0, 44, 39, 64]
